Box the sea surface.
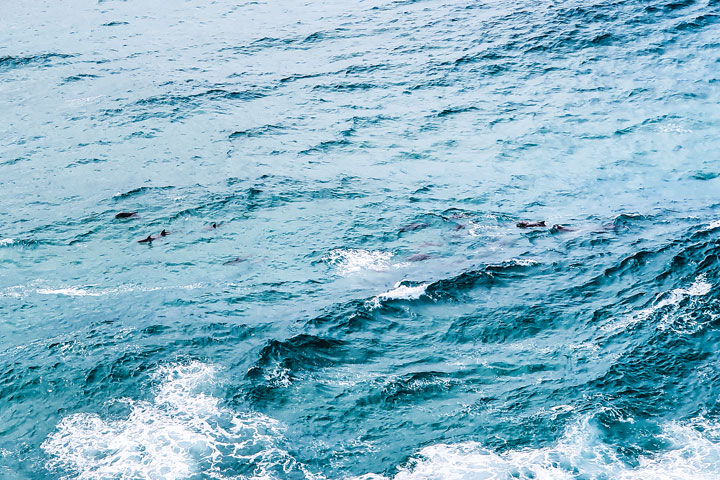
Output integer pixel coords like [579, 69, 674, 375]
[2, 0, 720, 478]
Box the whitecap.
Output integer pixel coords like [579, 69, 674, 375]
[367, 281, 429, 308]
[658, 123, 692, 134]
[704, 219, 720, 231]
[377, 282, 429, 301]
[326, 248, 395, 275]
[508, 258, 538, 267]
[680, 275, 712, 297]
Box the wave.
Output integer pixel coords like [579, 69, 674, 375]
[602, 274, 713, 335]
[0, 53, 72, 71]
[298, 139, 352, 155]
[426, 259, 539, 300]
[673, 13, 719, 32]
[41, 361, 720, 480]
[229, 124, 286, 139]
[247, 334, 354, 395]
[112, 185, 176, 201]
[376, 282, 429, 301]
[133, 88, 266, 107]
[0, 236, 48, 249]
[704, 218, 720, 231]
[62, 73, 100, 83]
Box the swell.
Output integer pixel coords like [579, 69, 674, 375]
[132, 88, 267, 108]
[246, 218, 720, 386]
[245, 334, 379, 403]
[425, 259, 541, 300]
[229, 124, 287, 139]
[98, 87, 268, 125]
[577, 221, 720, 297]
[112, 185, 177, 201]
[220, 27, 367, 57]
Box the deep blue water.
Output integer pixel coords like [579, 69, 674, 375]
[2, 0, 720, 478]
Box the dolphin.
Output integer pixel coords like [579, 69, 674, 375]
[516, 221, 546, 228]
[138, 230, 168, 243]
[223, 256, 246, 265]
[115, 212, 138, 219]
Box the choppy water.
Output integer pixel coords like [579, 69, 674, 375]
[2, 0, 720, 478]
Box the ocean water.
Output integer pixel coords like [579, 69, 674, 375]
[2, 0, 720, 478]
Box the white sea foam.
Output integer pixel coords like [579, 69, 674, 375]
[0, 238, 14, 246]
[42, 362, 310, 480]
[36, 287, 103, 297]
[263, 364, 293, 388]
[467, 220, 494, 237]
[658, 123, 692, 134]
[64, 94, 105, 107]
[1, 284, 121, 298]
[326, 249, 395, 275]
[355, 417, 720, 480]
[467, 215, 507, 237]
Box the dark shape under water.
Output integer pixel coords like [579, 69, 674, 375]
[516, 221, 546, 228]
[596, 222, 630, 233]
[223, 256, 246, 265]
[115, 212, 138, 219]
[400, 222, 429, 233]
[408, 253, 431, 262]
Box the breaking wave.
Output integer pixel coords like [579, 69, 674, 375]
[42, 362, 314, 480]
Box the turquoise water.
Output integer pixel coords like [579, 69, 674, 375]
[2, 0, 720, 478]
